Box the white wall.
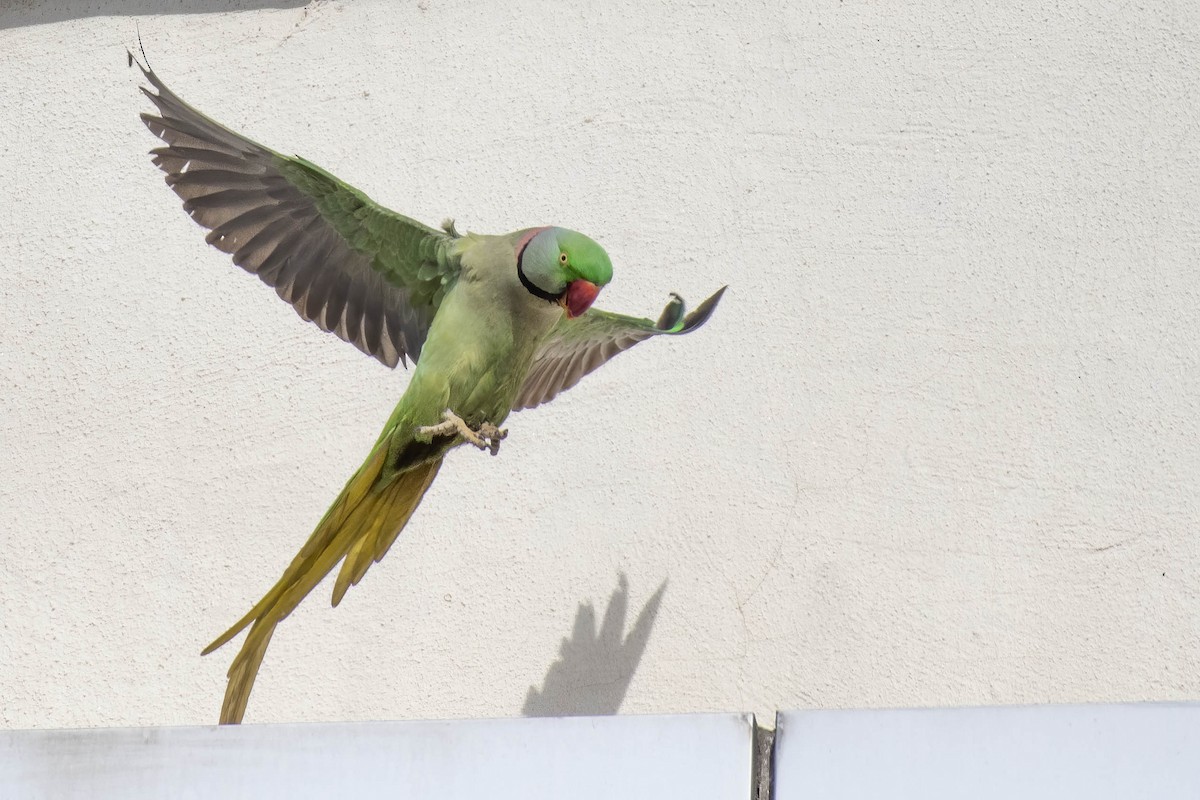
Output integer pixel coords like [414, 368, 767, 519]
[1, 0, 1197, 728]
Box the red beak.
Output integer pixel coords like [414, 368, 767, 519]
[561, 280, 600, 318]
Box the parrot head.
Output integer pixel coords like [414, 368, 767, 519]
[516, 227, 613, 318]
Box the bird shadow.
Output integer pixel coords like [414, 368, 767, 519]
[0, 1, 307, 30]
[522, 573, 667, 718]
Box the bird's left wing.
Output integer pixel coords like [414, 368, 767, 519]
[514, 286, 726, 411]
[135, 58, 460, 368]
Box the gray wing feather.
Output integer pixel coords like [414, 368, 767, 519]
[137, 61, 444, 368]
[514, 287, 725, 411]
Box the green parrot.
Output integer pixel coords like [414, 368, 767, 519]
[134, 59, 724, 725]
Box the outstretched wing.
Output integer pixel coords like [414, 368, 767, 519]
[514, 286, 726, 411]
[136, 58, 460, 368]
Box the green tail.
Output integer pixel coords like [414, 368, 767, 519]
[203, 438, 443, 724]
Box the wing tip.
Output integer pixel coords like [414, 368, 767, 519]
[657, 285, 727, 333]
[679, 285, 727, 332]
[128, 46, 166, 97]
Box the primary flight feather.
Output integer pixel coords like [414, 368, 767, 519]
[134, 58, 724, 724]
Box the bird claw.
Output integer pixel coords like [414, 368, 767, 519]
[417, 410, 507, 456]
[477, 422, 508, 456]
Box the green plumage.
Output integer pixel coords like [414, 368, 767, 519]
[135, 56, 724, 724]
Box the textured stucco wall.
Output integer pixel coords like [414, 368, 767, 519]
[1, 0, 1198, 729]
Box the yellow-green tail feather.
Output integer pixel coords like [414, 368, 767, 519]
[203, 441, 443, 724]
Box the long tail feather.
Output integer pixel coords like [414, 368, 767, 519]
[332, 457, 440, 607]
[204, 441, 443, 724]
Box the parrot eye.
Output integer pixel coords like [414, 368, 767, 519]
[559, 252, 568, 264]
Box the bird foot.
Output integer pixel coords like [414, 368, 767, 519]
[418, 409, 507, 456]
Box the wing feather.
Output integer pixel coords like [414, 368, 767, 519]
[513, 287, 726, 411]
[136, 59, 457, 368]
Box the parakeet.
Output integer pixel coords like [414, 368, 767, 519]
[134, 58, 724, 725]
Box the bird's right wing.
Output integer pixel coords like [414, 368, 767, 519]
[514, 287, 726, 410]
[136, 58, 460, 368]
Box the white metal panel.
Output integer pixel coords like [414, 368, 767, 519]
[774, 703, 1200, 799]
[0, 713, 752, 800]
